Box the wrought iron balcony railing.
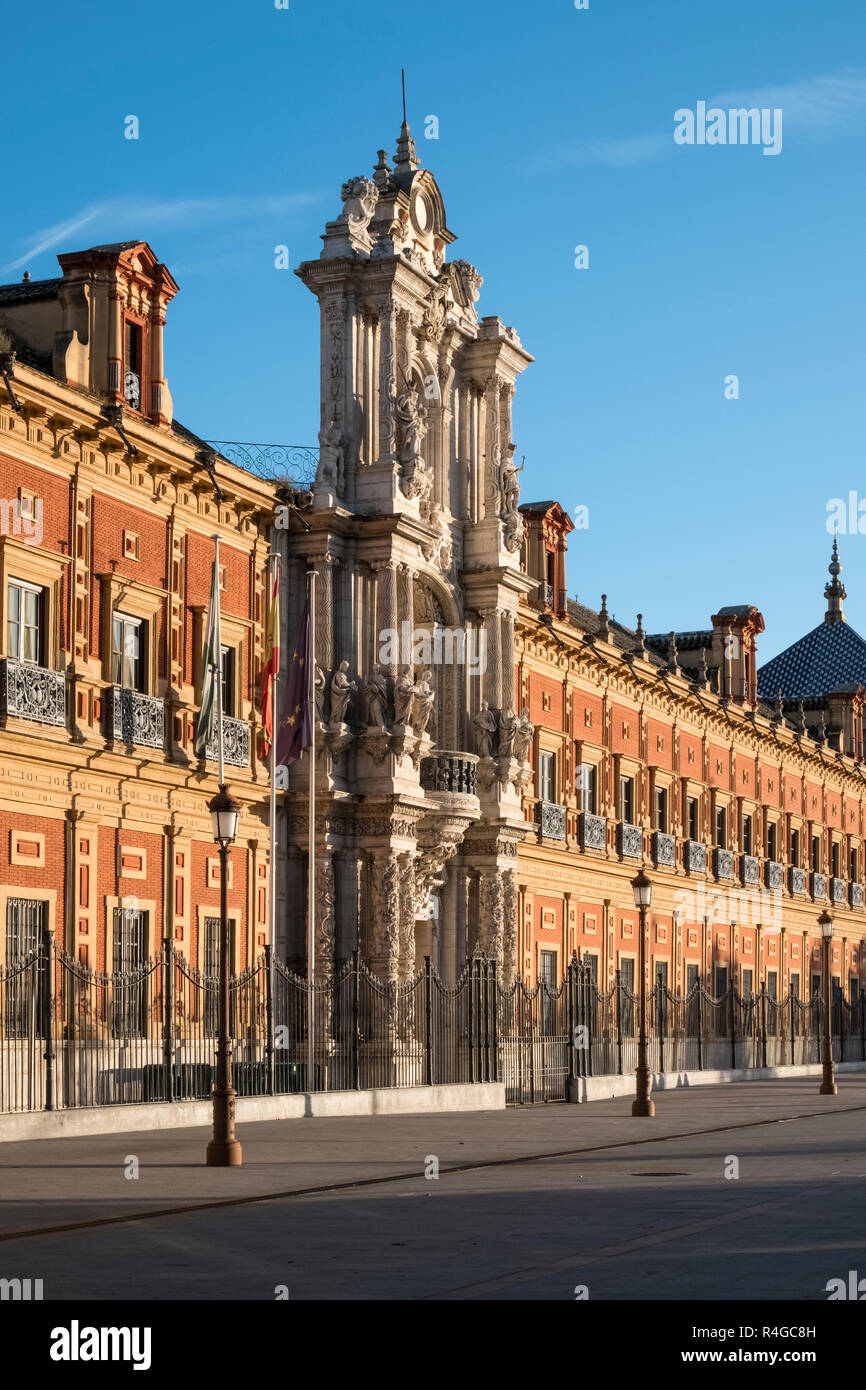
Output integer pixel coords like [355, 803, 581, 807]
[652, 830, 676, 867]
[765, 860, 784, 891]
[713, 847, 734, 881]
[850, 882, 864, 909]
[617, 821, 643, 859]
[741, 854, 759, 887]
[830, 876, 847, 906]
[684, 839, 707, 875]
[106, 687, 165, 750]
[579, 812, 606, 852]
[811, 871, 827, 901]
[420, 752, 478, 796]
[206, 715, 251, 768]
[0, 658, 65, 726]
[537, 801, 566, 840]
[790, 867, 807, 896]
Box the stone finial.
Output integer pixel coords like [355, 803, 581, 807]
[373, 148, 392, 191]
[634, 613, 647, 655]
[597, 594, 611, 640]
[774, 688, 784, 722]
[667, 630, 679, 672]
[824, 537, 847, 624]
[394, 118, 419, 174]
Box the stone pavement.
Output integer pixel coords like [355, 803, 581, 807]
[0, 1076, 864, 1299]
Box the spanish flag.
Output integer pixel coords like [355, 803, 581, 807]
[261, 567, 280, 753]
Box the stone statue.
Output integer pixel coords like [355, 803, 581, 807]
[316, 409, 344, 495]
[329, 660, 356, 725]
[474, 700, 497, 759]
[396, 388, 426, 473]
[413, 669, 435, 737]
[497, 706, 518, 760]
[339, 175, 379, 235]
[394, 668, 416, 727]
[513, 707, 534, 764]
[314, 664, 327, 723]
[499, 443, 523, 519]
[364, 667, 389, 727]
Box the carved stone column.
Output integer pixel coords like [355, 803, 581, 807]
[502, 870, 518, 983]
[501, 611, 515, 709]
[312, 550, 334, 675]
[477, 867, 505, 970]
[375, 561, 398, 679]
[398, 850, 417, 981]
[314, 853, 336, 985]
[369, 851, 402, 982]
[377, 296, 397, 466]
[481, 607, 502, 710]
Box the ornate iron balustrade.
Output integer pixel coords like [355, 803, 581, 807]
[811, 871, 827, 901]
[713, 847, 734, 881]
[850, 882, 864, 909]
[684, 839, 707, 875]
[106, 688, 165, 749]
[420, 752, 477, 796]
[830, 876, 847, 906]
[741, 854, 759, 887]
[652, 830, 676, 867]
[617, 821, 642, 859]
[537, 801, 566, 840]
[0, 658, 65, 726]
[579, 812, 606, 852]
[790, 867, 807, 896]
[206, 715, 250, 768]
[206, 441, 318, 487]
[766, 860, 784, 891]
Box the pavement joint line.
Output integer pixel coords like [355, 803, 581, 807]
[1, 1097, 863, 1247]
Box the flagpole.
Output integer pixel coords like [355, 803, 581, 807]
[268, 551, 280, 1090]
[307, 567, 317, 1091]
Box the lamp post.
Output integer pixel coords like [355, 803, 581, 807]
[818, 910, 837, 1096]
[631, 868, 655, 1117]
[206, 782, 243, 1166]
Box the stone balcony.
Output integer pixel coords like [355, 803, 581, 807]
[578, 812, 606, 852]
[105, 687, 165, 749]
[0, 658, 66, 727]
[206, 715, 251, 768]
[420, 752, 477, 796]
[616, 821, 642, 859]
[536, 800, 566, 841]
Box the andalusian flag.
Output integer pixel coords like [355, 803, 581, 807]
[261, 566, 280, 753]
[194, 550, 221, 759]
[277, 599, 313, 767]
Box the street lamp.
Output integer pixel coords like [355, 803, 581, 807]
[631, 868, 655, 1117]
[206, 782, 243, 1166]
[818, 910, 837, 1096]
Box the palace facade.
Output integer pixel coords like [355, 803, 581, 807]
[0, 242, 276, 983]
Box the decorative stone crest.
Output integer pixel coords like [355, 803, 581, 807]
[339, 176, 379, 236]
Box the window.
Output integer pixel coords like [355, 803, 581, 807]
[124, 320, 143, 411]
[811, 835, 821, 872]
[687, 796, 699, 842]
[790, 973, 799, 1000]
[111, 905, 148, 1037]
[810, 972, 821, 998]
[7, 580, 43, 664]
[742, 814, 752, 854]
[204, 915, 236, 1035]
[576, 763, 596, 814]
[539, 751, 556, 803]
[850, 976, 859, 1005]
[715, 965, 728, 996]
[655, 786, 668, 833]
[220, 645, 235, 718]
[111, 612, 144, 691]
[619, 774, 635, 824]
[582, 953, 599, 987]
[4, 898, 46, 1037]
[851, 848, 859, 882]
[831, 841, 840, 878]
[790, 828, 800, 868]
[742, 967, 754, 997]
[767, 822, 777, 861]
[715, 805, 727, 847]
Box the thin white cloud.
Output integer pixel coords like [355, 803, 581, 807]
[533, 66, 866, 171]
[3, 192, 322, 274]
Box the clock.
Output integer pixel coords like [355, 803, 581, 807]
[124, 371, 141, 410]
[411, 190, 431, 234]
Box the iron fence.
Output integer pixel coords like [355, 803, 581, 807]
[0, 935, 863, 1113]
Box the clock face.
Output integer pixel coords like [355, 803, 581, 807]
[124, 371, 141, 410]
[411, 190, 431, 233]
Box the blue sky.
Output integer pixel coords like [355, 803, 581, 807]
[3, 0, 865, 660]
